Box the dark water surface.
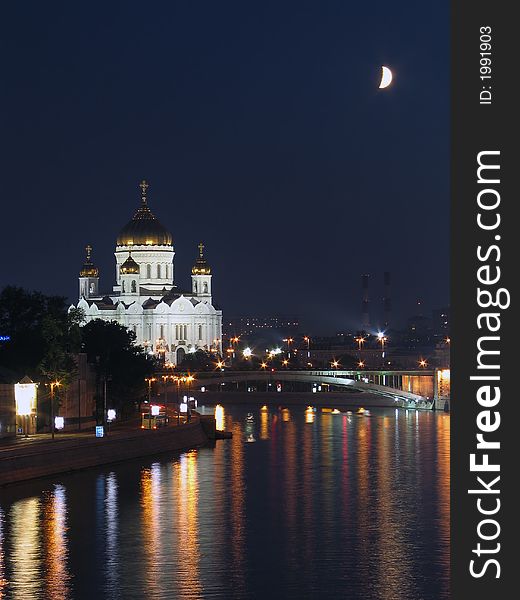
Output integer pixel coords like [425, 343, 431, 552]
[0, 404, 450, 600]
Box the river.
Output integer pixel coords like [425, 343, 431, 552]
[0, 403, 450, 600]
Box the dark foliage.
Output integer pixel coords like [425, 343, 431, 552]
[81, 319, 154, 419]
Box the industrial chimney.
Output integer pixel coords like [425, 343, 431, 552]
[383, 271, 391, 328]
[361, 274, 370, 330]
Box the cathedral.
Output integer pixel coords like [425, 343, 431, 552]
[71, 180, 223, 365]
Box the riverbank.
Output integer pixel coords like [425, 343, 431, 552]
[0, 416, 215, 486]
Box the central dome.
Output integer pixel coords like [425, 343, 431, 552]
[116, 180, 173, 247]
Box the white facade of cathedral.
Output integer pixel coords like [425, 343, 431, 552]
[71, 181, 223, 365]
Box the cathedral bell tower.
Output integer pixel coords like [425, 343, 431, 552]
[191, 242, 212, 302]
[119, 252, 140, 297]
[79, 245, 99, 299]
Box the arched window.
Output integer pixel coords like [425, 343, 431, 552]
[193, 281, 198, 294]
[157, 264, 162, 279]
[122, 281, 125, 293]
[198, 324, 202, 340]
[203, 282, 208, 294]
[131, 280, 137, 293]
[146, 264, 152, 279]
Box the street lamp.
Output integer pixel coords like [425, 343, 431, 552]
[355, 336, 366, 351]
[162, 374, 175, 422]
[243, 347, 252, 359]
[419, 359, 427, 368]
[283, 338, 294, 357]
[377, 332, 387, 365]
[49, 381, 61, 440]
[303, 336, 311, 358]
[145, 377, 156, 429]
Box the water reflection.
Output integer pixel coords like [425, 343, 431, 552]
[374, 415, 415, 599]
[9, 498, 42, 600]
[42, 485, 71, 600]
[141, 463, 163, 599]
[259, 408, 269, 439]
[175, 452, 202, 599]
[305, 406, 315, 424]
[230, 421, 246, 597]
[437, 416, 451, 600]
[0, 406, 450, 600]
[105, 473, 119, 598]
[0, 509, 6, 599]
[214, 404, 225, 431]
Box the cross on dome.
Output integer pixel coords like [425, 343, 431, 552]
[80, 244, 99, 277]
[192, 242, 211, 275]
[139, 179, 149, 204]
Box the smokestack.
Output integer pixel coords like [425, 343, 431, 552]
[383, 271, 391, 328]
[361, 274, 370, 330]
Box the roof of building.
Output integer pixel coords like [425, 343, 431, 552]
[79, 244, 99, 278]
[120, 253, 140, 274]
[116, 180, 173, 247]
[192, 242, 211, 275]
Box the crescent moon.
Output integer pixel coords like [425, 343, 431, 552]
[379, 66, 393, 89]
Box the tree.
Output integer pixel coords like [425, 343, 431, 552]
[0, 286, 72, 382]
[177, 349, 215, 371]
[0, 286, 86, 429]
[336, 353, 360, 369]
[81, 320, 155, 420]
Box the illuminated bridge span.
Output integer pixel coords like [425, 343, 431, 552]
[190, 369, 450, 408]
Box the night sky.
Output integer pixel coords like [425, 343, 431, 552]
[1, 1, 449, 334]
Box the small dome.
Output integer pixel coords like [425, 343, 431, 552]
[192, 242, 211, 275]
[80, 245, 99, 277]
[116, 180, 173, 247]
[120, 253, 140, 275]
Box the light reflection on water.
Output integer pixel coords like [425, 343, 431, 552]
[0, 406, 450, 600]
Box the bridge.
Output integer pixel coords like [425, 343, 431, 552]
[185, 369, 450, 409]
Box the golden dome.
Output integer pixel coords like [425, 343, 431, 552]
[116, 180, 173, 247]
[192, 242, 211, 275]
[79, 245, 99, 277]
[120, 252, 140, 275]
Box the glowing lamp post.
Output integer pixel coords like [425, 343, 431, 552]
[377, 332, 387, 365]
[145, 377, 157, 429]
[303, 336, 311, 358]
[48, 381, 61, 440]
[355, 336, 366, 352]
